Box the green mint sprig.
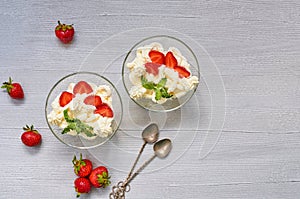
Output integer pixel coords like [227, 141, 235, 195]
[141, 76, 173, 101]
[62, 109, 95, 137]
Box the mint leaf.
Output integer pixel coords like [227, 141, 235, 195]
[62, 109, 95, 137]
[141, 76, 155, 89]
[141, 76, 173, 101]
[157, 78, 167, 88]
[63, 109, 75, 123]
[155, 88, 162, 101]
[161, 87, 173, 98]
[62, 123, 76, 134]
[75, 119, 94, 137]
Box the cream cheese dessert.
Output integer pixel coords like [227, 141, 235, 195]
[127, 42, 199, 104]
[47, 81, 114, 140]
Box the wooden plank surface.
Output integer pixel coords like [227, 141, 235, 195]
[0, 0, 299, 198]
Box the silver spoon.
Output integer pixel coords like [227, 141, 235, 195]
[109, 138, 172, 199]
[126, 123, 159, 180]
[125, 138, 172, 185]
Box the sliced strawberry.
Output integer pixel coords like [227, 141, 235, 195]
[145, 62, 161, 76]
[149, 50, 165, 64]
[165, 51, 178, 69]
[174, 65, 191, 78]
[73, 81, 93, 95]
[84, 95, 102, 107]
[94, 103, 114, 118]
[59, 91, 74, 107]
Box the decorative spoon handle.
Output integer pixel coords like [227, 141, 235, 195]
[126, 141, 147, 180]
[125, 154, 156, 186]
[109, 181, 130, 199]
[109, 154, 157, 199]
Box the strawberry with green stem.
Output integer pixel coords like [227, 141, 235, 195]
[21, 125, 42, 147]
[72, 153, 93, 177]
[55, 20, 75, 44]
[74, 177, 91, 198]
[1, 77, 24, 99]
[89, 166, 111, 188]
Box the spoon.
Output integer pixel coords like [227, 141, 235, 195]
[126, 123, 159, 180]
[109, 138, 172, 199]
[125, 138, 172, 185]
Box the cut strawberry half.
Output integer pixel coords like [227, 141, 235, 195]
[59, 91, 74, 107]
[174, 65, 191, 78]
[94, 103, 114, 118]
[165, 51, 178, 69]
[73, 81, 93, 95]
[84, 95, 102, 107]
[148, 50, 165, 65]
[145, 62, 161, 76]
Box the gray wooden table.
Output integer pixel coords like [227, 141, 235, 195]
[1, 0, 299, 198]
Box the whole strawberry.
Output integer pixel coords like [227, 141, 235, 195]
[72, 153, 93, 177]
[55, 20, 75, 44]
[21, 125, 42, 147]
[74, 177, 91, 198]
[1, 77, 24, 99]
[89, 166, 111, 188]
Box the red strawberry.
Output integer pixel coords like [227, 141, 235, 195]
[21, 125, 42, 147]
[84, 95, 102, 107]
[148, 50, 165, 64]
[73, 81, 93, 95]
[89, 166, 111, 188]
[72, 153, 93, 177]
[173, 65, 191, 78]
[165, 51, 178, 69]
[94, 103, 114, 118]
[55, 20, 75, 44]
[74, 177, 91, 198]
[1, 77, 24, 99]
[145, 62, 161, 76]
[59, 91, 74, 107]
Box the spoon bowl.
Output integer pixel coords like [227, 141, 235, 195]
[142, 123, 159, 144]
[153, 138, 172, 158]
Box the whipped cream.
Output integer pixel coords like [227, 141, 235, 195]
[47, 82, 114, 140]
[127, 42, 199, 104]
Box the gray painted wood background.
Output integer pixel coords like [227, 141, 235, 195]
[0, 0, 299, 198]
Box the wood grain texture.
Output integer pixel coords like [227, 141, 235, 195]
[0, 0, 300, 198]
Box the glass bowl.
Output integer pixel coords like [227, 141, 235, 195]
[122, 35, 200, 112]
[45, 72, 123, 149]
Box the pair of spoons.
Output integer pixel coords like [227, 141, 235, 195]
[109, 123, 172, 199]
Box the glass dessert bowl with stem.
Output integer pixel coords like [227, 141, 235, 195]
[45, 71, 123, 149]
[122, 35, 200, 112]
